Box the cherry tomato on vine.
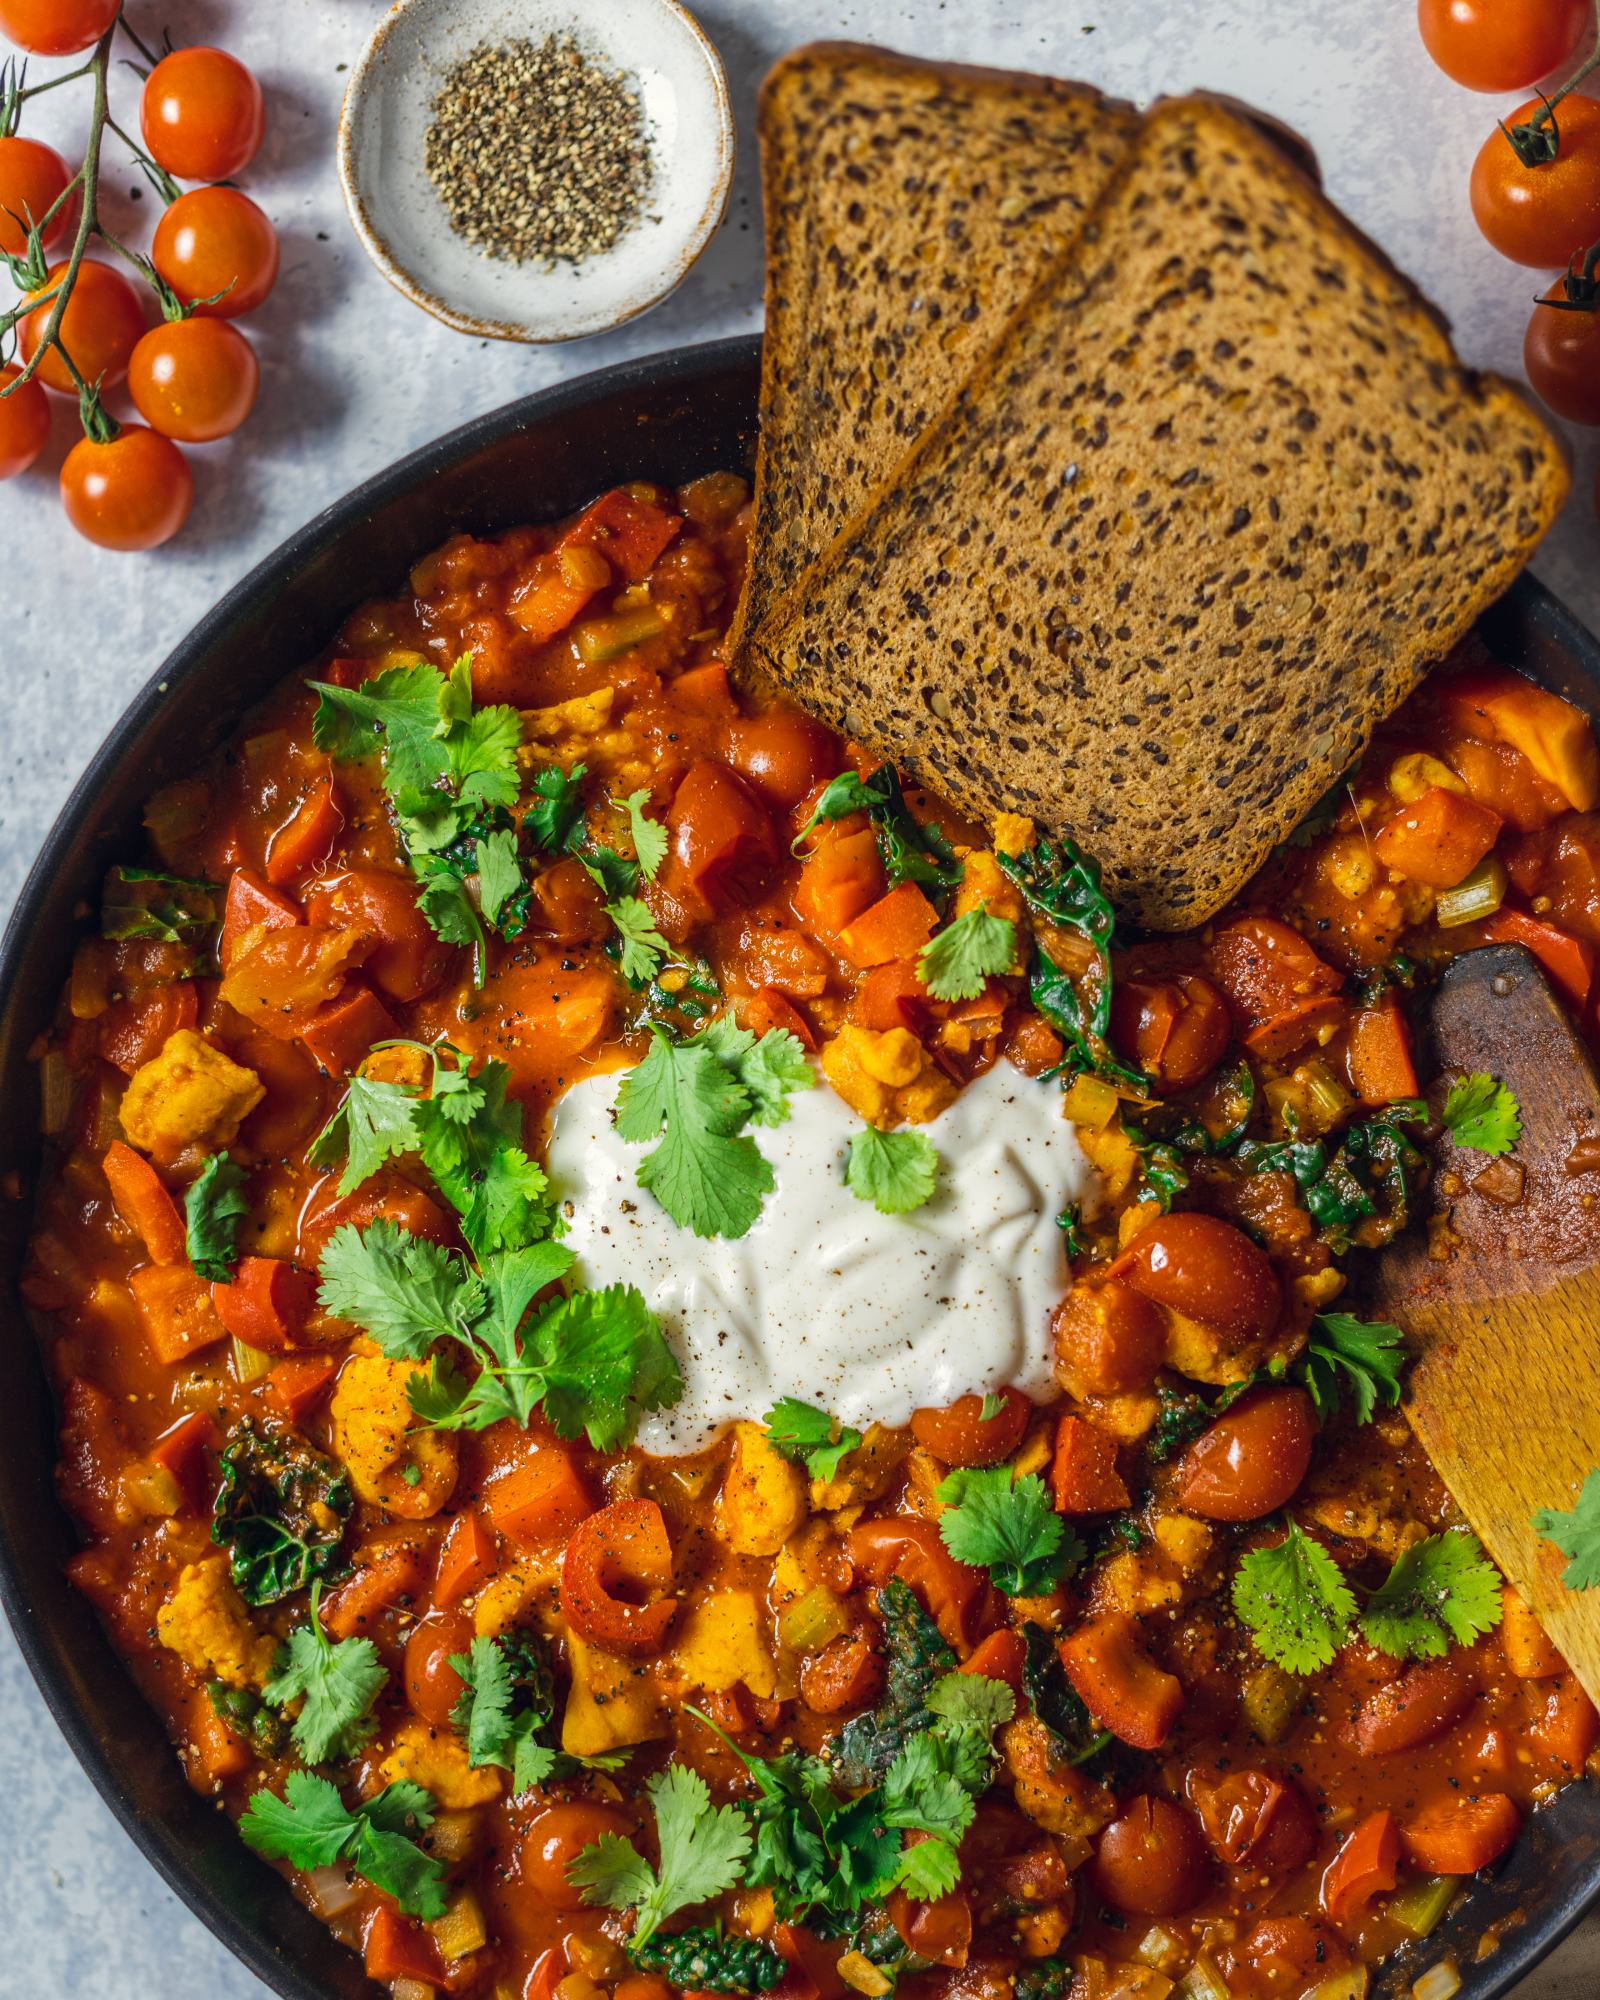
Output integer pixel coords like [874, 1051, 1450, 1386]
[1418, 0, 1589, 93]
[140, 47, 265, 183]
[152, 185, 279, 318]
[0, 134, 76, 257]
[20, 257, 147, 394]
[0, 364, 50, 479]
[1524, 285, 1600, 425]
[128, 317, 258, 443]
[60, 425, 193, 551]
[0, 0, 117, 57]
[1470, 96, 1600, 268]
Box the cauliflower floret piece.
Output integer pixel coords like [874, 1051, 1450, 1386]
[952, 849, 1024, 943]
[120, 1029, 264, 1156]
[157, 1556, 275, 1689]
[329, 1344, 459, 1518]
[521, 687, 615, 743]
[820, 1025, 957, 1128]
[717, 1422, 808, 1557]
[563, 1633, 667, 1757]
[671, 1588, 778, 1698]
[1003, 1714, 1116, 1838]
[381, 1719, 502, 1808]
[993, 812, 1036, 860]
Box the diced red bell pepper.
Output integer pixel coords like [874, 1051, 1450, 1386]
[1051, 1414, 1131, 1513]
[563, 487, 682, 583]
[1243, 993, 1349, 1062]
[97, 980, 199, 1073]
[435, 1507, 500, 1608]
[1479, 906, 1597, 1011]
[1372, 785, 1502, 889]
[299, 983, 400, 1078]
[851, 958, 934, 1035]
[364, 1906, 444, 1985]
[511, 547, 610, 641]
[210, 1257, 316, 1352]
[958, 1628, 1027, 1695]
[837, 883, 939, 969]
[1400, 1793, 1521, 1875]
[562, 1498, 678, 1655]
[486, 1441, 592, 1549]
[129, 1263, 229, 1365]
[266, 773, 344, 887]
[220, 867, 302, 969]
[1058, 1612, 1184, 1750]
[746, 986, 816, 1048]
[846, 1515, 988, 1653]
[266, 1351, 341, 1425]
[666, 761, 781, 913]
[102, 1140, 187, 1264]
[1440, 666, 1600, 812]
[147, 1410, 218, 1510]
[1320, 1809, 1400, 1923]
[321, 1539, 430, 1642]
[1347, 994, 1420, 1104]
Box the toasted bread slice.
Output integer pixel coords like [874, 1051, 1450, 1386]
[747, 95, 1570, 930]
[727, 43, 1137, 661]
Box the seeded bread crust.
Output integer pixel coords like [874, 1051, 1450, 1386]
[747, 95, 1570, 930]
[727, 42, 1138, 663]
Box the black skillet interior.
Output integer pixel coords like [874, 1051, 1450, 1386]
[0, 330, 1597, 2000]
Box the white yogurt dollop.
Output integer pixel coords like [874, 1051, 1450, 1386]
[545, 1062, 1097, 1455]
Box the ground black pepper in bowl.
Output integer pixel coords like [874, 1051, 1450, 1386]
[423, 33, 655, 266]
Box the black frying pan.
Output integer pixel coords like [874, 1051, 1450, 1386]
[0, 333, 1595, 2000]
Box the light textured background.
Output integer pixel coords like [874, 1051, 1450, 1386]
[3, 2, 1599, 1996]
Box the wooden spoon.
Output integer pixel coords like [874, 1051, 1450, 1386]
[1366, 942, 1600, 1706]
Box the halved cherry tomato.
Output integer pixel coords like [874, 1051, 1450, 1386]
[141, 47, 266, 182]
[1207, 915, 1340, 1028]
[21, 257, 146, 395]
[1093, 1795, 1210, 1916]
[888, 1882, 972, 1967]
[1245, 1916, 1349, 1987]
[664, 760, 780, 913]
[562, 1498, 677, 1655]
[1321, 1809, 1399, 1923]
[1354, 1659, 1474, 1756]
[403, 1606, 475, 1727]
[0, 363, 49, 479]
[1113, 1212, 1281, 1341]
[1418, 0, 1588, 91]
[1112, 971, 1230, 1090]
[209, 1258, 316, 1353]
[0, 134, 75, 256]
[0, 0, 117, 56]
[151, 185, 279, 319]
[1188, 1766, 1317, 1871]
[725, 710, 840, 809]
[847, 1514, 988, 1652]
[1177, 1389, 1315, 1523]
[1052, 1278, 1166, 1396]
[1401, 1792, 1520, 1874]
[61, 425, 192, 552]
[909, 1387, 1030, 1467]
[1058, 1613, 1184, 1750]
[523, 1802, 635, 1910]
[1470, 96, 1600, 268]
[128, 317, 259, 444]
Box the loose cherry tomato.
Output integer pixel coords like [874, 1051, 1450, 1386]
[402, 1607, 475, 1727]
[561, 1498, 677, 1656]
[0, 134, 76, 256]
[1114, 1212, 1281, 1342]
[1418, 0, 1588, 91]
[60, 425, 193, 551]
[724, 710, 840, 809]
[1188, 1766, 1318, 1871]
[152, 185, 279, 319]
[1112, 971, 1230, 1090]
[0, 364, 49, 479]
[522, 1802, 635, 1910]
[1052, 1278, 1166, 1396]
[1471, 97, 1600, 268]
[128, 317, 259, 443]
[664, 759, 780, 913]
[1525, 286, 1600, 426]
[141, 46, 265, 182]
[909, 1387, 1031, 1467]
[21, 257, 146, 394]
[1093, 1796, 1211, 1916]
[0, 0, 117, 55]
[1177, 1388, 1315, 1522]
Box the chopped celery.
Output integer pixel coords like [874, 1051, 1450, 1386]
[780, 1584, 850, 1655]
[575, 605, 667, 665]
[1436, 857, 1506, 929]
[1388, 1874, 1461, 1939]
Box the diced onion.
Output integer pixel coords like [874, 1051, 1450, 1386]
[1435, 856, 1506, 929]
[837, 1952, 894, 1997]
[391, 1982, 436, 2000]
[304, 1864, 361, 1917]
[1062, 1073, 1121, 1131]
[231, 1337, 274, 1385]
[1136, 1926, 1182, 1972]
[1412, 1965, 1462, 2000]
[780, 1584, 850, 1655]
[38, 1050, 72, 1135]
[1175, 1960, 1231, 2000]
[1307, 1971, 1369, 2000]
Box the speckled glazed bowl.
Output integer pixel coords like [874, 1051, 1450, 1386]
[337, 0, 735, 342]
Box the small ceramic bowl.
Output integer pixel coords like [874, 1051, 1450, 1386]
[337, 0, 735, 343]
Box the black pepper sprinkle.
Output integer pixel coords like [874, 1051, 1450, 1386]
[423, 33, 654, 268]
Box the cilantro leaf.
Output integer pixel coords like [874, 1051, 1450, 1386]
[1233, 1522, 1358, 1674]
[476, 827, 527, 931]
[240, 1771, 447, 1919]
[765, 1398, 863, 1484]
[515, 1281, 683, 1452]
[263, 1582, 387, 1765]
[525, 762, 588, 854]
[449, 1634, 557, 1794]
[1533, 1469, 1600, 1591]
[845, 1126, 939, 1215]
[1442, 1073, 1522, 1156]
[893, 1834, 963, 1902]
[1360, 1530, 1503, 1660]
[307, 1073, 420, 1196]
[1302, 1312, 1407, 1426]
[936, 1467, 1079, 1597]
[606, 895, 672, 985]
[317, 1219, 485, 1359]
[568, 1764, 752, 1948]
[437, 658, 521, 810]
[622, 789, 667, 882]
[310, 662, 448, 791]
[185, 1153, 250, 1284]
[918, 902, 1017, 1003]
[615, 1027, 773, 1238]
[411, 1054, 554, 1259]
[701, 1017, 814, 1129]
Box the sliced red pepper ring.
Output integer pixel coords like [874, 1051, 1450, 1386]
[561, 1497, 678, 1656]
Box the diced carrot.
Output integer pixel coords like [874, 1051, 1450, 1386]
[435, 1508, 500, 1608]
[220, 867, 301, 969]
[888, 1884, 972, 1968]
[1501, 1589, 1566, 1679]
[102, 1139, 187, 1264]
[1321, 1809, 1400, 1923]
[300, 983, 400, 1078]
[220, 924, 372, 1038]
[746, 986, 816, 1049]
[364, 1906, 444, 1985]
[181, 1684, 252, 1789]
[735, 921, 831, 998]
[210, 1257, 316, 1352]
[1527, 1673, 1600, 1775]
[1057, 1612, 1183, 1750]
[670, 662, 736, 715]
[1372, 786, 1503, 890]
[838, 883, 939, 969]
[147, 1410, 218, 1509]
[1051, 1414, 1130, 1514]
[97, 980, 199, 1073]
[1353, 1660, 1473, 1756]
[1400, 1793, 1520, 1876]
[793, 829, 885, 941]
[1242, 993, 1349, 1062]
[321, 1540, 430, 1642]
[1479, 907, 1597, 1011]
[511, 548, 609, 641]
[485, 1442, 592, 1549]
[958, 1628, 1027, 1695]
[1347, 994, 1420, 1104]
[129, 1262, 228, 1365]
[1006, 1011, 1066, 1076]
[851, 958, 934, 1035]
[266, 774, 344, 888]
[1440, 667, 1600, 812]
[266, 1351, 341, 1425]
[563, 487, 681, 582]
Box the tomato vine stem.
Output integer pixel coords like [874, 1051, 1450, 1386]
[1499, 32, 1600, 167]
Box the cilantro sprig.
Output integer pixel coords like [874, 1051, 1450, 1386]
[764, 1398, 862, 1484]
[185, 1153, 250, 1285]
[240, 1772, 447, 1917]
[1299, 1313, 1407, 1425]
[568, 1765, 752, 1948]
[450, 1633, 558, 1794]
[263, 1581, 387, 1765]
[937, 1466, 1083, 1597]
[918, 902, 1016, 1003]
[1442, 1072, 1522, 1155]
[1533, 1469, 1600, 1591]
[795, 766, 959, 897]
[845, 1125, 939, 1215]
